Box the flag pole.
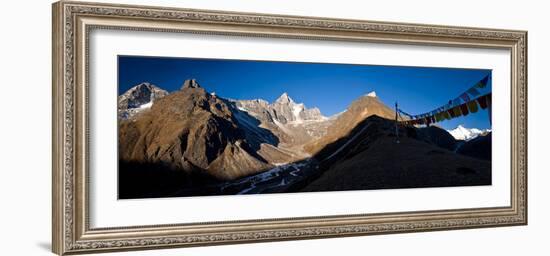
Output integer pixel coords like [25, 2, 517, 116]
[395, 102, 400, 144]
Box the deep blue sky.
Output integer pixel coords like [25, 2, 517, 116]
[118, 56, 492, 130]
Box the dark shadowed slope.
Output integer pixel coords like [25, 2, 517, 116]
[304, 93, 395, 154]
[415, 125, 458, 151]
[300, 116, 491, 192]
[456, 132, 492, 161]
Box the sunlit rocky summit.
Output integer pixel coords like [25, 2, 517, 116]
[118, 82, 168, 119]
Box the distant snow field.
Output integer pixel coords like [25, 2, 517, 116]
[447, 125, 491, 141]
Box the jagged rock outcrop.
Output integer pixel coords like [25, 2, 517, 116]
[118, 82, 169, 119]
[269, 93, 325, 123]
[233, 92, 331, 149]
[235, 93, 326, 124]
[181, 78, 201, 89]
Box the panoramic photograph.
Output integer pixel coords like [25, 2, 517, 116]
[117, 56, 492, 199]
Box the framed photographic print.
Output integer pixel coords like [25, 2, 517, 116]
[52, 1, 527, 255]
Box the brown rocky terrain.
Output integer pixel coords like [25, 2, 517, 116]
[118, 80, 491, 198]
[299, 115, 491, 192]
[119, 79, 277, 181]
[303, 93, 395, 154]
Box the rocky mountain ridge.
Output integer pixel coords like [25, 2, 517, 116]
[118, 79, 491, 198]
[119, 79, 280, 180]
[232, 92, 331, 149]
[117, 79, 366, 182]
[303, 92, 396, 154]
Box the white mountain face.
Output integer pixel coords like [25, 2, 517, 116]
[269, 92, 327, 124]
[447, 125, 491, 141]
[234, 92, 327, 124]
[118, 82, 169, 119]
[233, 92, 331, 149]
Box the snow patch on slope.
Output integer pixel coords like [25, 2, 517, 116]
[292, 103, 304, 120]
[139, 102, 153, 109]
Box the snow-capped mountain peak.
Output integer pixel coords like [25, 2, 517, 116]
[267, 92, 327, 124]
[235, 92, 329, 123]
[366, 91, 377, 98]
[447, 125, 490, 141]
[118, 82, 169, 119]
[275, 92, 294, 104]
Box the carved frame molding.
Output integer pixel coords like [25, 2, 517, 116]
[52, 1, 527, 255]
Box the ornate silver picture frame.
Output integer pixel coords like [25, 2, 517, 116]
[52, 1, 527, 255]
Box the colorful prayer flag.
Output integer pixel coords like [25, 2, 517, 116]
[459, 103, 469, 116]
[396, 89, 490, 127]
[467, 87, 480, 97]
[477, 94, 489, 109]
[448, 109, 456, 118]
[460, 93, 470, 102]
[475, 75, 489, 88]
[435, 112, 443, 122]
[467, 100, 479, 113]
[442, 111, 451, 120]
[452, 106, 462, 117]
[452, 98, 461, 106]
